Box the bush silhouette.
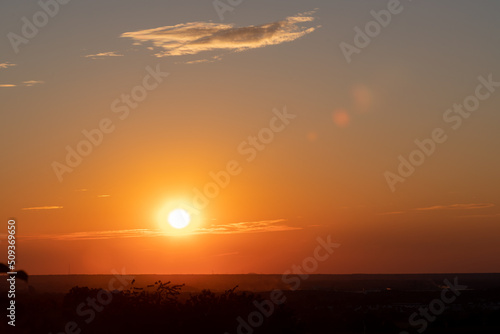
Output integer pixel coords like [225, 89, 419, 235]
[60, 281, 298, 333]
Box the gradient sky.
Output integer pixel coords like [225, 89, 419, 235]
[1, 0, 499, 275]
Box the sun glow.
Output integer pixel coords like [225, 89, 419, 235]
[156, 199, 202, 235]
[168, 208, 191, 229]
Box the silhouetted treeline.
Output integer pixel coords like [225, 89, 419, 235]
[2, 281, 500, 333]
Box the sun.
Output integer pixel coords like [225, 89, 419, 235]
[155, 200, 201, 234]
[168, 208, 191, 229]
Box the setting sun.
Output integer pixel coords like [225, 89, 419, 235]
[3, 1, 500, 332]
[168, 208, 191, 229]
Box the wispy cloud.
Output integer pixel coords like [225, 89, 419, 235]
[196, 219, 301, 234]
[20, 219, 300, 241]
[0, 80, 44, 88]
[84, 51, 124, 59]
[21, 229, 155, 241]
[0, 62, 16, 69]
[414, 203, 495, 211]
[377, 204, 495, 216]
[183, 55, 222, 65]
[97, 194, 111, 198]
[121, 10, 318, 60]
[23, 80, 44, 87]
[22, 206, 63, 211]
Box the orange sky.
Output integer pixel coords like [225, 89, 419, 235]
[1, 0, 500, 274]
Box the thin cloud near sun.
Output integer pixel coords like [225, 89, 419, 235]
[19, 219, 301, 241]
[120, 10, 319, 61]
[22, 206, 63, 211]
[196, 219, 302, 234]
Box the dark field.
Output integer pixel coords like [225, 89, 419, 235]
[1, 274, 500, 333]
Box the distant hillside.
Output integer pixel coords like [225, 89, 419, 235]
[2, 273, 500, 294]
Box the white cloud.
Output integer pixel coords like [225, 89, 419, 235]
[121, 10, 318, 59]
[84, 51, 124, 59]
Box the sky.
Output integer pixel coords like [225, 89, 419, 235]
[1, 0, 499, 275]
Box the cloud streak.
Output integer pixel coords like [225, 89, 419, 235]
[196, 219, 301, 234]
[121, 10, 318, 59]
[84, 51, 124, 59]
[0, 80, 45, 88]
[378, 204, 496, 216]
[414, 203, 495, 211]
[23, 80, 44, 87]
[19, 219, 301, 241]
[22, 206, 63, 211]
[0, 62, 16, 69]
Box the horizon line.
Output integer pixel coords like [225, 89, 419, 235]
[24, 272, 500, 276]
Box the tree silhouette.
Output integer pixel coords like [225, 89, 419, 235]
[0, 262, 28, 281]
